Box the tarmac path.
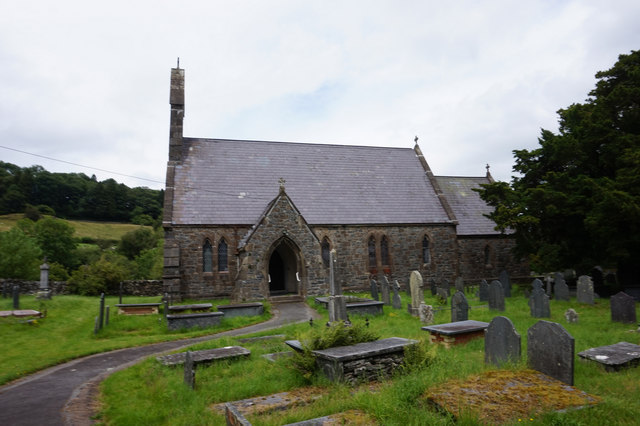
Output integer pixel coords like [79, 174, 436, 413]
[0, 302, 321, 426]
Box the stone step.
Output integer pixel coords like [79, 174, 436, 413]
[269, 294, 304, 303]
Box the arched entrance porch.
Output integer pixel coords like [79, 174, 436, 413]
[267, 238, 302, 296]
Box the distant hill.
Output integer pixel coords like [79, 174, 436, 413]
[0, 213, 152, 242]
[0, 161, 163, 224]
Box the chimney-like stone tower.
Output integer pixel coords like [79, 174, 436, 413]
[163, 64, 185, 300]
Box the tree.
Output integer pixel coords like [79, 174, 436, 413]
[34, 216, 78, 269]
[118, 227, 159, 260]
[477, 50, 640, 286]
[0, 228, 42, 279]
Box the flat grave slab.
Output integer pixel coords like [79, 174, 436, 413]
[168, 303, 212, 313]
[425, 369, 600, 424]
[156, 346, 250, 366]
[0, 310, 42, 318]
[578, 341, 640, 372]
[422, 319, 489, 348]
[115, 303, 161, 315]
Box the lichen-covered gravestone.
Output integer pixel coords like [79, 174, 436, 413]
[451, 291, 469, 322]
[527, 320, 575, 385]
[577, 275, 594, 305]
[610, 291, 636, 324]
[528, 279, 550, 318]
[488, 280, 505, 312]
[419, 302, 434, 324]
[392, 280, 402, 309]
[499, 270, 511, 298]
[408, 270, 424, 316]
[564, 308, 579, 323]
[554, 272, 570, 301]
[485, 316, 521, 366]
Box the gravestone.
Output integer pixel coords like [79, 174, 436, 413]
[369, 278, 379, 301]
[554, 272, 570, 301]
[499, 270, 511, 297]
[408, 271, 424, 316]
[454, 277, 465, 293]
[485, 316, 521, 366]
[98, 293, 105, 330]
[419, 303, 434, 325]
[392, 280, 402, 309]
[37, 260, 51, 300]
[184, 350, 195, 389]
[12, 285, 19, 310]
[529, 279, 550, 318]
[430, 278, 437, 296]
[436, 287, 448, 304]
[478, 279, 489, 302]
[591, 266, 605, 297]
[544, 275, 553, 296]
[440, 279, 451, 297]
[488, 280, 505, 311]
[527, 320, 575, 385]
[328, 250, 348, 323]
[610, 291, 636, 324]
[451, 291, 469, 322]
[577, 275, 594, 305]
[379, 274, 391, 306]
[564, 308, 579, 323]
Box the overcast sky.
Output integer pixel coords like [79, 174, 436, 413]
[1, 1, 638, 190]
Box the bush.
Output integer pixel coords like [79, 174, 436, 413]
[118, 227, 158, 260]
[291, 321, 380, 379]
[67, 253, 133, 295]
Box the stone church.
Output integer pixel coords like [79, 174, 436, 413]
[162, 66, 528, 301]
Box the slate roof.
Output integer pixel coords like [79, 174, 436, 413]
[435, 176, 501, 236]
[171, 138, 453, 226]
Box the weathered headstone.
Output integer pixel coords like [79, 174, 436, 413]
[37, 260, 51, 300]
[527, 320, 575, 385]
[184, 350, 195, 389]
[430, 278, 437, 296]
[554, 272, 570, 301]
[564, 308, 579, 323]
[591, 266, 605, 297]
[436, 287, 448, 304]
[98, 293, 105, 330]
[328, 250, 348, 323]
[408, 271, 424, 316]
[485, 316, 521, 366]
[499, 270, 511, 297]
[454, 277, 465, 293]
[379, 274, 391, 306]
[12, 285, 19, 310]
[528, 279, 550, 318]
[392, 280, 402, 309]
[370, 278, 379, 301]
[488, 280, 505, 311]
[440, 279, 451, 297]
[419, 303, 434, 325]
[610, 291, 636, 324]
[544, 275, 553, 296]
[577, 275, 594, 305]
[451, 291, 469, 322]
[478, 279, 489, 302]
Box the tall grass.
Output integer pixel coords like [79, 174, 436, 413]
[99, 288, 640, 425]
[0, 295, 270, 385]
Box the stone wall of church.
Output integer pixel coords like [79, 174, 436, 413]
[164, 225, 250, 300]
[312, 224, 459, 292]
[457, 236, 529, 283]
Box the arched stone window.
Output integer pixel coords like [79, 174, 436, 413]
[218, 238, 228, 272]
[321, 237, 331, 267]
[203, 239, 213, 272]
[381, 235, 390, 267]
[422, 235, 431, 264]
[484, 245, 491, 267]
[368, 235, 377, 272]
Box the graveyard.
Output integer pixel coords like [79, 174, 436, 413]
[2, 274, 640, 424]
[90, 279, 640, 425]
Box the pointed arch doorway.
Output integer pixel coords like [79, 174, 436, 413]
[268, 239, 301, 295]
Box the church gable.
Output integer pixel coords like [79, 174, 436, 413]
[234, 189, 324, 300]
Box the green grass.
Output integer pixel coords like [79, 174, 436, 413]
[0, 295, 271, 385]
[0, 213, 151, 241]
[99, 288, 640, 425]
